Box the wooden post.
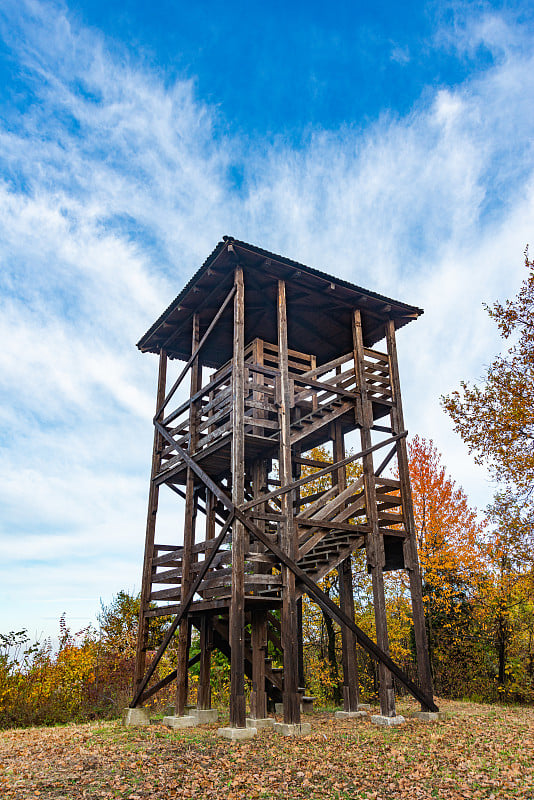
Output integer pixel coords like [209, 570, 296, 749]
[134, 349, 167, 693]
[176, 313, 201, 715]
[278, 279, 301, 725]
[385, 319, 434, 706]
[353, 309, 396, 717]
[229, 265, 246, 728]
[333, 421, 360, 711]
[197, 615, 213, 710]
[250, 610, 268, 719]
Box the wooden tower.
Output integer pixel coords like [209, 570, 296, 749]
[130, 237, 437, 729]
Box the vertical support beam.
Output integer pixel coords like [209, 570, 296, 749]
[333, 421, 360, 711]
[205, 490, 216, 542]
[250, 610, 268, 719]
[353, 309, 396, 717]
[197, 615, 213, 710]
[176, 313, 202, 715]
[229, 265, 246, 728]
[134, 350, 168, 692]
[278, 279, 301, 725]
[385, 319, 434, 707]
[250, 456, 269, 718]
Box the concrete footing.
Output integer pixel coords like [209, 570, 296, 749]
[334, 710, 368, 720]
[163, 715, 199, 729]
[414, 711, 446, 722]
[218, 726, 257, 741]
[246, 717, 274, 729]
[274, 703, 284, 714]
[122, 708, 150, 727]
[189, 709, 219, 724]
[357, 704, 371, 711]
[273, 722, 311, 737]
[371, 714, 406, 727]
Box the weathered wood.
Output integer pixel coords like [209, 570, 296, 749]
[242, 432, 407, 511]
[332, 421, 360, 712]
[197, 616, 212, 710]
[386, 319, 434, 707]
[250, 610, 268, 719]
[229, 265, 246, 728]
[231, 502, 437, 711]
[353, 308, 396, 717]
[134, 349, 168, 693]
[162, 365, 232, 427]
[278, 279, 301, 726]
[130, 511, 234, 707]
[156, 284, 236, 420]
[176, 313, 202, 716]
[137, 652, 200, 705]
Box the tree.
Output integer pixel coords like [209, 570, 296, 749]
[442, 247, 534, 699]
[442, 247, 534, 526]
[399, 436, 487, 695]
[478, 492, 534, 698]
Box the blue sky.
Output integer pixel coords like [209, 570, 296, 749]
[1, 0, 533, 642]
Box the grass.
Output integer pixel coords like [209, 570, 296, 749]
[0, 698, 533, 798]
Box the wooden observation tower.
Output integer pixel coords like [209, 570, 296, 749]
[130, 237, 437, 733]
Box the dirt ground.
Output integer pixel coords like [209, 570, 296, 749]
[1, 699, 533, 799]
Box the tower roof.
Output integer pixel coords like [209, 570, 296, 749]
[137, 236, 423, 367]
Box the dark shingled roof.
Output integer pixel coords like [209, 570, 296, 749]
[137, 236, 423, 368]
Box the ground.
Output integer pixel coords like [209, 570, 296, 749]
[1, 700, 533, 799]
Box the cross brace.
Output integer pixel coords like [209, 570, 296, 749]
[131, 423, 438, 713]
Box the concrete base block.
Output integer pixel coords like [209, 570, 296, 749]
[358, 703, 372, 711]
[163, 715, 199, 729]
[246, 717, 274, 729]
[217, 726, 257, 741]
[122, 708, 150, 727]
[334, 710, 368, 720]
[274, 703, 284, 714]
[273, 722, 311, 737]
[189, 709, 219, 724]
[414, 711, 447, 722]
[371, 714, 406, 727]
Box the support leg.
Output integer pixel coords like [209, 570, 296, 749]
[250, 611, 268, 719]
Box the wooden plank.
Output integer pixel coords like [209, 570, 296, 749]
[299, 351, 353, 381]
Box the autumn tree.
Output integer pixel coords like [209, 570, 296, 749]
[442, 247, 534, 530]
[404, 436, 487, 695]
[442, 247, 534, 698]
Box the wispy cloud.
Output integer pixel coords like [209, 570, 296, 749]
[1, 0, 533, 636]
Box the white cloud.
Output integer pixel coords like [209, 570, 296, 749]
[0, 2, 533, 638]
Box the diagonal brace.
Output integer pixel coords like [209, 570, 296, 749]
[154, 284, 236, 420]
[130, 510, 234, 708]
[153, 423, 438, 713]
